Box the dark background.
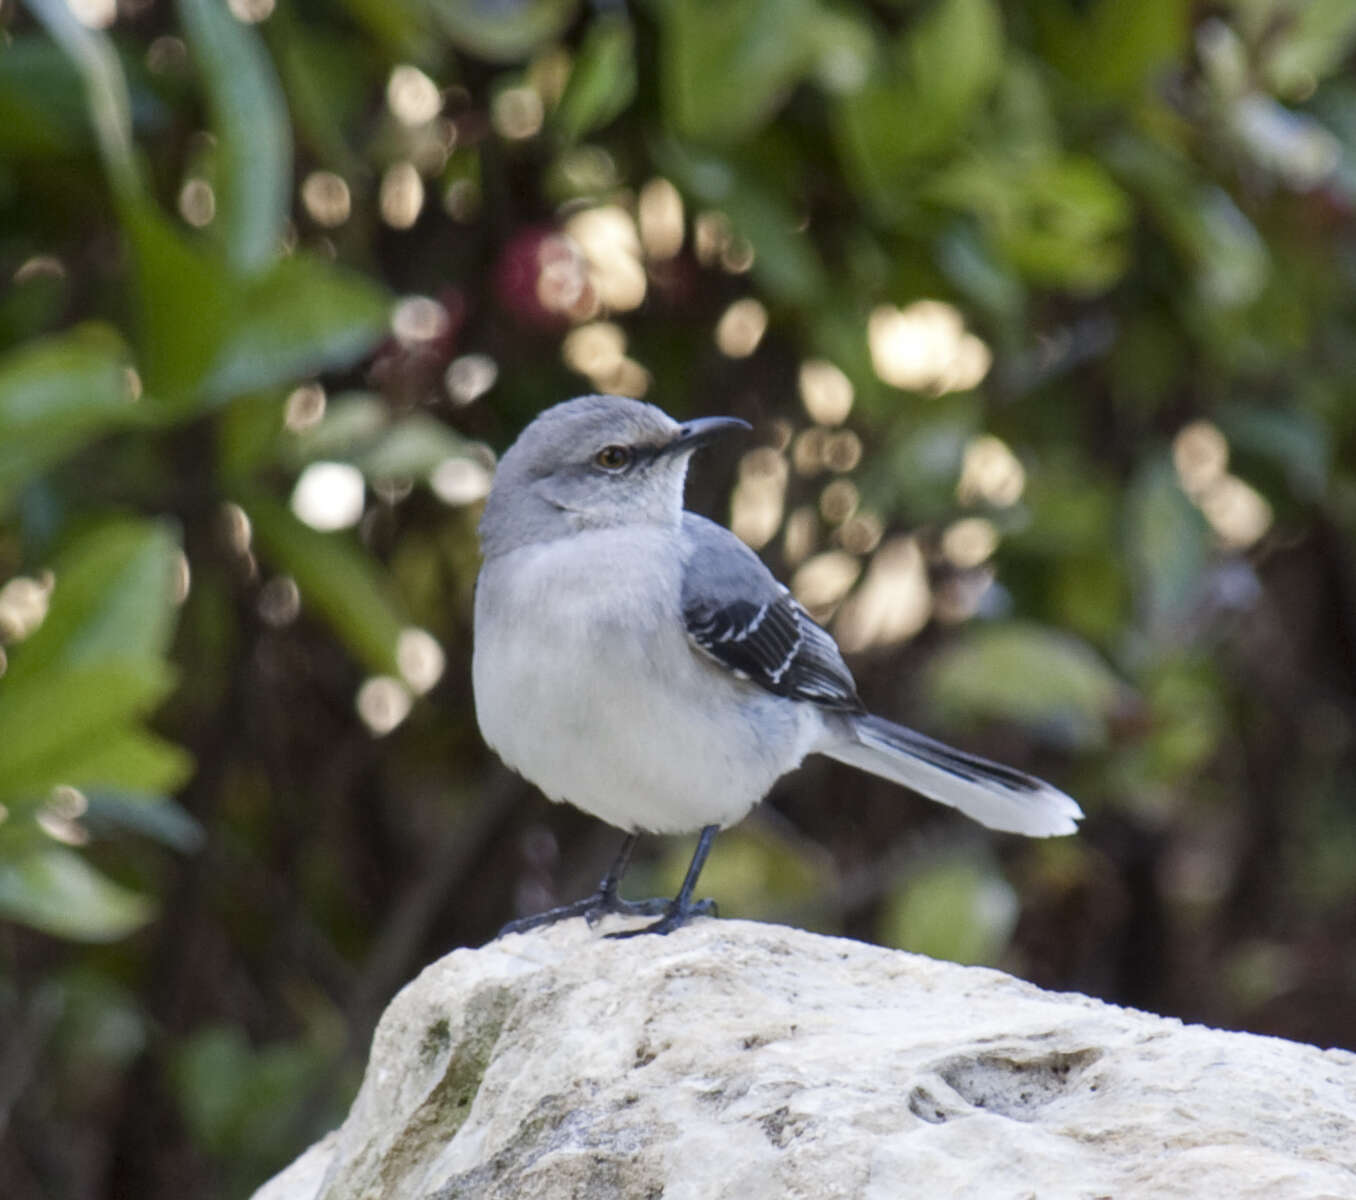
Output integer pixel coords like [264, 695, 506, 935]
[2, 0, 1355, 1196]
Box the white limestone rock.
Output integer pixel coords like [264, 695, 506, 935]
[253, 918, 1356, 1200]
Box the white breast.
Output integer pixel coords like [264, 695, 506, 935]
[472, 528, 821, 834]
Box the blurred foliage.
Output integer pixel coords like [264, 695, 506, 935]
[2, 0, 1356, 1196]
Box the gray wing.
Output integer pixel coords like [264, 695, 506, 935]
[680, 513, 863, 712]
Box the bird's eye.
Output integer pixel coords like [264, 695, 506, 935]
[594, 444, 631, 471]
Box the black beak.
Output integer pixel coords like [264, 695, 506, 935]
[661, 415, 752, 457]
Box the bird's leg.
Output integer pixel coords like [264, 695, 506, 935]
[607, 824, 720, 939]
[498, 832, 669, 938]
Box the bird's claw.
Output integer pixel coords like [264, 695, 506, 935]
[604, 896, 717, 939]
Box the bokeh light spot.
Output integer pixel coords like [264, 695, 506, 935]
[730, 447, 788, 550]
[792, 551, 862, 621]
[869, 301, 992, 394]
[430, 457, 493, 506]
[563, 321, 626, 383]
[824, 430, 862, 473]
[834, 537, 931, 653]
[380, 162, 424, 230]
[444, 179, 481, 223]
[147, 35, 188, 74]
[257, 576, 301, 627]
[1199, 475, 1273, 550]
[387, 64, 442, 126]
[1173, 420, 1229, 499]
[171, 551, 192, 605]
[446, 354, 498, 405]
[284, 384, 327, 432]
[839, 510, 883, 556]
[534, 233, 596, 320]
[220, 503, 253, 556]
[69, 0, 116, 29]
[178, 178, 215, 228]
[301, 171, 352, 228]
[492, 85, 545, 140]
[397, 627, 445, 694]
[356, 676, 412, 736]
[291, 462, 366, 531]
[0, 574, 54, 643]
[942, 517, 1000, 568]
[819, 479, 859, 525]
[391, 295, 450, 347]
[792, 427, 829, 477]
[715, 298, 768, 358]
[957, 435, 1026, 508]
[799, 359, 854, 426]
[694, 211, 733, 266]
[638, 178, 685, 260]
[564, 206, 646, 312]
[783, 506, 819, 567]
[14, 255, 66, 284]
[227, 0, 275, 22]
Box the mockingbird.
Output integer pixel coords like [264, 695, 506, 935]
[475, 395, 1082, 937]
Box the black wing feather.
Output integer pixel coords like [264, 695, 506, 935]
[680, 515, 863, 713]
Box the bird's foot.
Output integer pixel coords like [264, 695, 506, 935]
[498, 889, 672, 938]
[605, 896, 718, 939]
[584, 894, 671, 926]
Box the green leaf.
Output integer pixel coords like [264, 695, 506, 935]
[0, 36, 94, 157]
[0, 846, 154, 941]
[858, 415, 974, 518]
[218, 391, 288, 482]
[1034, 0, 1191, 100]
[30, 0, 383, 413]
[656, 139, 827, 303]
[284, 392, 477, 481]
[204, 255, 391, 402]
[663, 0, 824, 143]
[177, 0, 293, 274]
[285, 391, 389, 461]
[899, 0, 1004, 146]
[22, 0, 140, 201]
[356, 415, 477, 482]
[928, 155, 1133, 293]
[1107, 133, 1268, 311]
[57, 732, 196, 800]
[0, 261, 69, 352]
[0, 326, 139, 508]
[553, 13, 636, 142]
[1218, 403, 1330, 502]
[334, 0, 432, 59]
[5, 519, 182, 685]
[935, 223, 1026, 323]
[120, 198, 239, 410]
[924, 621, 1125, 751]
[245, 495, 406, 676]
[84, 792, 205, 853]
[270, 11, 369, 175]
[428, 0, 577, 63]
[837, 0, 1003, 207]
[122, 201, 384, 422]
[1123, 457, 1212, 640]
[1262, 0, 1356, 97]
[0, 519, 186, 803]
[0, 663, 177, 802]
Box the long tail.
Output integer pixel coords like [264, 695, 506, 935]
[823, 714, 1083, 837]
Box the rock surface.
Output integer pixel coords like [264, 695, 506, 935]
[253, 918, 1356, 1200]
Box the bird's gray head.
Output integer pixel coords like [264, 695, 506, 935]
[478, 394, 748, 557]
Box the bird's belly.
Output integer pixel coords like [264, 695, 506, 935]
[473, 542, 808, 833]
